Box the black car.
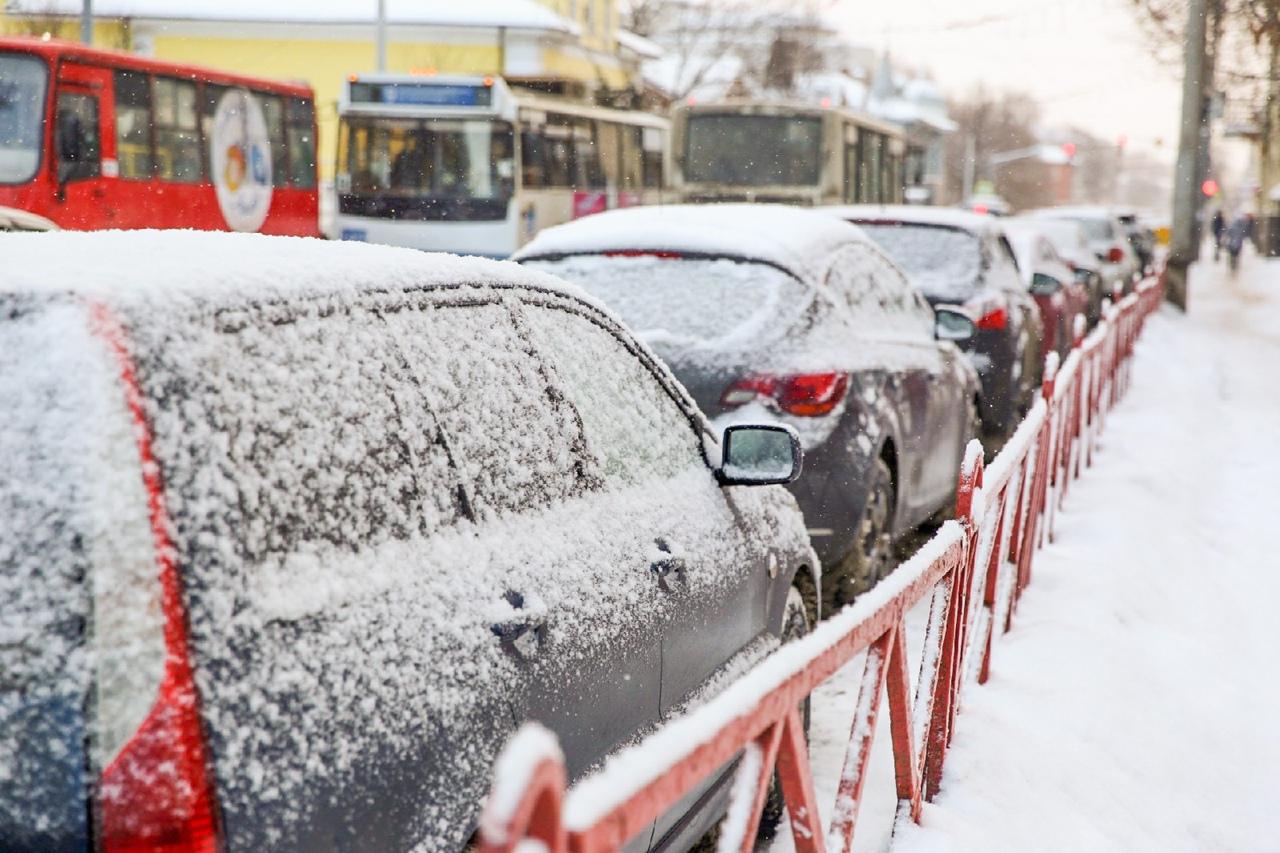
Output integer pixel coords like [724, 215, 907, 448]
[0, 231, 815, 851]
[516, 204, 982, 616]
[826, 205, 1045, 443]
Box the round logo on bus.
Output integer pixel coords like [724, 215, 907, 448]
[210, 90, 273, 233]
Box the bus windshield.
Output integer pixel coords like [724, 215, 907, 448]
[684, 113, 822, 187]
[0, 53, 48, 184]
[341, 117, 514, 202]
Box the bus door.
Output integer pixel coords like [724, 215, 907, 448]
[52, 63, 114, 230]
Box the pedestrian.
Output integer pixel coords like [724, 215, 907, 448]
[1226, 213, 1250, 273]
[1211, 209, 1226, 260]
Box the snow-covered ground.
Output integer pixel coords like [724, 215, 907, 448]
[789, 252, 1280, 852]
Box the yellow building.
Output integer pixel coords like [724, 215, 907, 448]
[3, 0, 650, 179]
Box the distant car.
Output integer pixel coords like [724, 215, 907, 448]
[1016, 215, 1106, 325]
[1028, 206, 1141, 296]
[0, 231, 816, 852]
[1002, 220, 1090, 360]
[1113, 208, 1157, 273]
[0, 205, 57, 232]
[826, 205, 1044, 444]
[515, 205, 982, 627]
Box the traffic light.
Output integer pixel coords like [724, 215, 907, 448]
[1061, 142, 1076, 160]
[1202, 179, 1219, 197]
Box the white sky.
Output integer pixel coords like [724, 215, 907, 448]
[830, 0, 1183, 163]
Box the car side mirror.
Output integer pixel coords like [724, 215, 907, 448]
[716, 424, 802, 486]
[933, 306, 976, 342]
[1030, 272, 1062, 296]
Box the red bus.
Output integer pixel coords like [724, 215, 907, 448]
[0, 37, 319, 235]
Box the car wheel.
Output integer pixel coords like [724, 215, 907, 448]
[832, 457, 896, 606]
[758, 587, 811, 841]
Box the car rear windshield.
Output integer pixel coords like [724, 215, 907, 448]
[857, 223, 982, 301]
[525, 255, 810, 350]
[1059, 216, 1114, 241]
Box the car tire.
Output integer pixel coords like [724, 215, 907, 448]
[758, 587, 811, 841]
[830, 457, 896, 608]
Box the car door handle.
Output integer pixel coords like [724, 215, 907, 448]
[650, 556, 688, 593]
[492, 591, 546, 659]
[491, 614, 546, 659]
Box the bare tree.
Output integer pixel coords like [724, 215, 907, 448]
[622, 0, 832, 101]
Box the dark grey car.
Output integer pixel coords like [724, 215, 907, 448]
[0, 231, 815, 852]
[515, 205, 982, 618]
[824, 205, 1045, 443]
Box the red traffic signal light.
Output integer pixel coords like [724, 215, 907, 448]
[1061, 142, 1077, 159]
[1202, 179, 1220, 197]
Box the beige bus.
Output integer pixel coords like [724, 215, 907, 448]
[670, 100, 907, 206]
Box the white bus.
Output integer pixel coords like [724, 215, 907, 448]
[670, 101, 907, 207]
[335, 74, 669, 257]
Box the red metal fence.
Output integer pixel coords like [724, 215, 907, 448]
[479, 277, 1165, 853]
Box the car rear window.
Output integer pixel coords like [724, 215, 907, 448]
[524, 255, 811, 351]
[856, 223, 982, 302]
[1061, 216, 1114, 241]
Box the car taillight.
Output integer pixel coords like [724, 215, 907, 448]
[721, 371, 849, 417]
[975, 307, 1007, 330]
[90, 303, 218, 853]
[1107, 246, 1124, 263]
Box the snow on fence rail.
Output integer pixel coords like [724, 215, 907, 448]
[478, 277, 1166, 853]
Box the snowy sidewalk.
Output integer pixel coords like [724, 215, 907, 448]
[892, 255, 1280, 851]
[787, 254, 1280, 853]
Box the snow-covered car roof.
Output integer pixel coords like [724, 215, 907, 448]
[1010, 216, 1098, 271]
[512, 204, 873, 283]
[1026, 205, 1119, 222]
[1001, 220, 1075, 285]
[821, 204, 1000, 236]
[0, 206, 58, 232]
[0, 230, 590, 307]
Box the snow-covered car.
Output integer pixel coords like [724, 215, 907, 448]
[515, 205, 981, 619]
[1016, 215, 1106, 325]
[0, 231, 816, 852]
[1027, 205, 1141, 296]
[1002, 219, 1091, 360]
[825, 205, 1045, 443]
[0, 204, 57, 231]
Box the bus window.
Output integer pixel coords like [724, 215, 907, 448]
[843, 141, 857, 203]
[55, 91, 101, 183]
[542, 119, 574, 188]
[343, 117, 513, 201]
[286, 98, 316, 188]
[259, 93, 289, 188]
[153, 76, 200, 183]
[520, 128, 545, 189]
[114, 70, 152, 180]
[0, 53, 48, 184]
[641, 127, 663, 188]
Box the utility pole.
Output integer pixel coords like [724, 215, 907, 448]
[1167, 0, 1209, 311]
[376, 0, 388, 73]
[81, 0, 93, 45]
